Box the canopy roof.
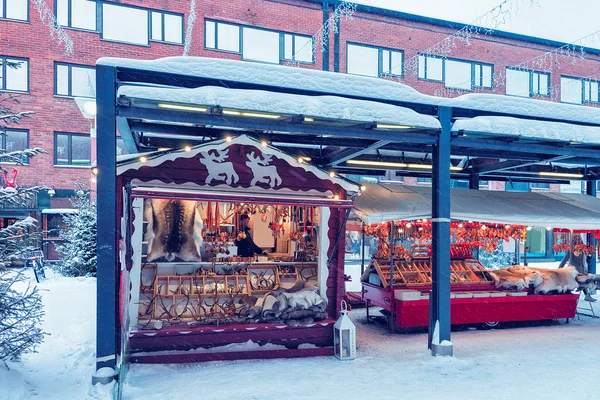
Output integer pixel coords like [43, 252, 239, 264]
[354, 182, 600, 229]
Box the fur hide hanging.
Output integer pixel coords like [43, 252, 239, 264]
[144, 199, 204, 262]
[246, 280, 328, 325]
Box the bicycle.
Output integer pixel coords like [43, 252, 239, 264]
[24, 249, 46, 283]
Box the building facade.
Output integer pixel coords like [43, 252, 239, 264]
[2, 0, 599, 259]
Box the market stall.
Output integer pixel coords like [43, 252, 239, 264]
[354, 182, 600, 331]
[117, 135, 359, 362]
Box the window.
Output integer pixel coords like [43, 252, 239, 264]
[151, 11, 183, 44]
[242, 27, 280, 64]
[55, 63, 95, 98]
[418, 177, 432, 184]
[0, 0, 28, 21]
[283, 33, 313, 63]
[560, 76, 582, 104]
[532, 71, 549, 96]
[54, 132, 90, 166]
[530, 182, 549, 189]
[101, 3, 148, 46]
[347, 43, 402, 78]
[450, 179, 469, 189]
[0, 129, 29, 163]
[583, 80, 599, 103]
[56, 0, 96, 31]
[418, 55, 443, 82]
[205, 20, 240, 52]
[441, 59, 493, 90]
[204, 20, 314, 65]
[505, 181, 530, 192]
[473, 63, 493, 88]
[45, 214, 67, 238]
[506, 68, 549, 97]
[0, 56, 29, 92]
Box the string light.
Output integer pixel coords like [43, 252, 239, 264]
[329, 171, 336, 178]
[184, 146, 192, 152]
[139, 156, 147, 163]
[261, 140, 268, 147]
[225, 136, 232, 143]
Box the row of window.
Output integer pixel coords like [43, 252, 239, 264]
[205, 20, 314, 64]
[0, 129, 129, 165]
[1, 0, 184, 46]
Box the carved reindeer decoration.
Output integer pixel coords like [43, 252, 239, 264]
[199, 149, 239, 185]
[246, 151, 282, 188]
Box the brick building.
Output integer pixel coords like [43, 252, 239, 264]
[1, 0, 599, 260]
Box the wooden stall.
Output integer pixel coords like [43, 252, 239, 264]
[117, 135, 359, 363]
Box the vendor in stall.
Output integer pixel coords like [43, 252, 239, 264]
[235, 214, 266, 257]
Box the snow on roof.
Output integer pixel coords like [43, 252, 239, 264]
[118, 85, 441, 130]
[99, 56, 600, 128]
[98, 56, 434, 105]
[443, 93, 600, 126]
[452, 116, 600, 145]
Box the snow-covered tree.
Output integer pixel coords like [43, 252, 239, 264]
[55, 183, 97, 277]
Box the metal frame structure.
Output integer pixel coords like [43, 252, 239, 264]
[95, 59, 600, 374]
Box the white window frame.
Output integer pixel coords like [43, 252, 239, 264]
[282, 33, 314, 64]
[506, 68, 550, 98]
[204, 19, 241, 53]
[0, 129, 29, 164]
[583, 79, 599, 103]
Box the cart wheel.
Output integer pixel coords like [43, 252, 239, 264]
[481, 321, 500, 329]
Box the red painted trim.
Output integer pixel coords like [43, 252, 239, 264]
[131, 347, 333, 364]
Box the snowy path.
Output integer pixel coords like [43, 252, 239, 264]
[124, 300, 600, 400]
[3, 270, 599, 400]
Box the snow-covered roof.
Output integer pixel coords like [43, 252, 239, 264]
[99, 56, 600, 129]
[98, 56, 434, 106]
[452, 116, 600, 145]
[118, 85, 440, 130]
[444, 93, 600, 126]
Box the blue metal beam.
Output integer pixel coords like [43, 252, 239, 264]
[468, 173, 480, 190]
[328, 140, 392, 166]
[587, 181, 598, 274]
[117, 106, 439, 144]
[95, 65, 118, 374]
[429, 106, 452, 355]
[453, 137, 600, 159]
[116, 117, 139, 154]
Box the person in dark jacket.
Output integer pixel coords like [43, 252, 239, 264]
[559, 234, 596, 302]
[235, 214, 265, 257]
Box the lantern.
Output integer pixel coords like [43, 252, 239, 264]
[333, 300, 356, 360]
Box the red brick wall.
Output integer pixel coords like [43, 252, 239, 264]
[1, 0, 597, 191]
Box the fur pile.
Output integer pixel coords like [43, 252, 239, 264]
[246, 280, 328, 325]
[490, 265, 600, 294]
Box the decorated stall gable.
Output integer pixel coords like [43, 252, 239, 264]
[117, 135, 358, 196]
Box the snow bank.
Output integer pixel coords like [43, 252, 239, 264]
[118, 85, 441, 129]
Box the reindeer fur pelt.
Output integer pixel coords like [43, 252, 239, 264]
[246, 280, 328, 324]
[490, 265, 599, 294]
[145, 199, 204, 262]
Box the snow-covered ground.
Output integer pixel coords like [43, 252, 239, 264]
[3, 265, 599, 400]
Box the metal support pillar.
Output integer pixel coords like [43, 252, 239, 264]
[94, 65, 118, 384]
[429, 106, 453, 356]
[468, 173, 480, 190]
[587, 181, 598, 274]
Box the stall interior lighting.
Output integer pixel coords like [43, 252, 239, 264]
[304, 117, 314, 122]
[376, 123, 412, 129]
[158, 103, 207, 113]
[300, 156, 312, 162]
[538, 171, 584, 178]
[222, 109, 281, 119]
[157, 147, 171, 151]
